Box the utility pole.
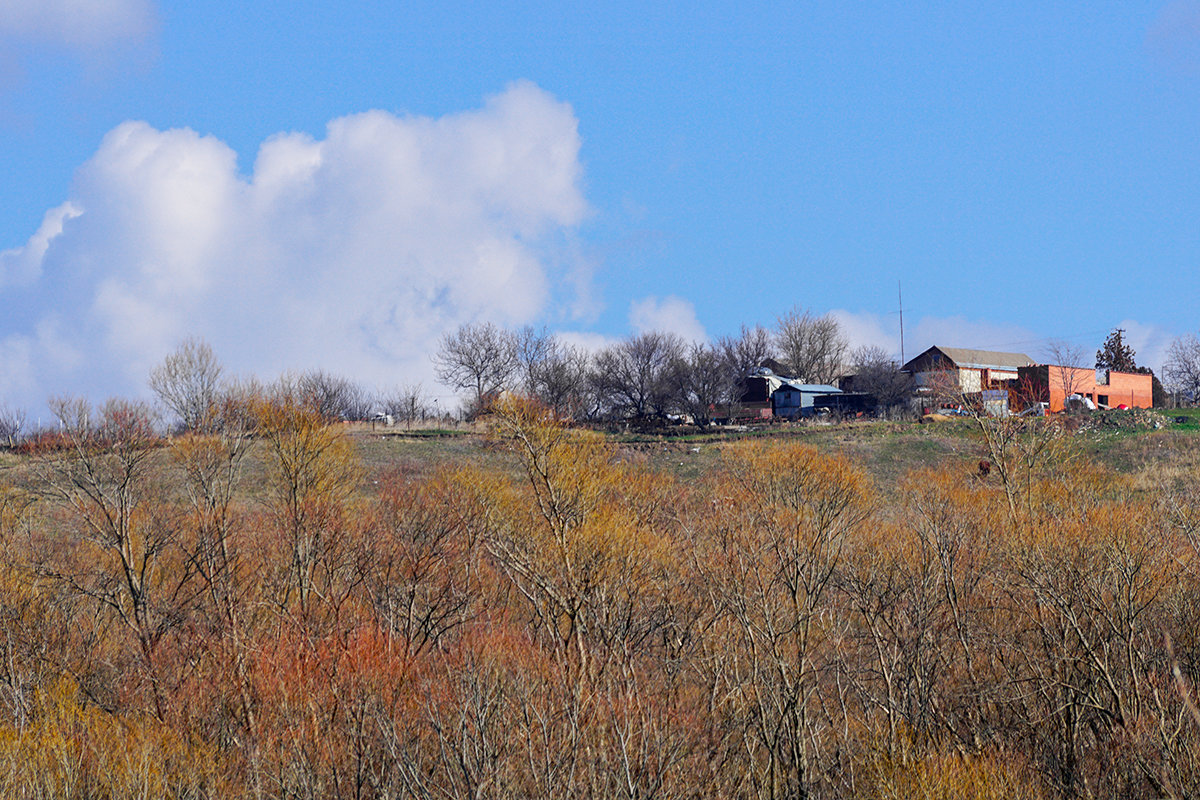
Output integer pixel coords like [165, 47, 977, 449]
[898, 281, 905, 365]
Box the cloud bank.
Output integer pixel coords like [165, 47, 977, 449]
[0, 0, 155, 48]
[0, 82, 589, 409]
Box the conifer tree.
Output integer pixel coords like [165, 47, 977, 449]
[1095, 328, 1137, 372]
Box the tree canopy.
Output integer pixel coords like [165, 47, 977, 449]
[1095, 328, 1137, 373]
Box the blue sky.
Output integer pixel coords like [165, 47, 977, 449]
[3, 1, 1200, 409]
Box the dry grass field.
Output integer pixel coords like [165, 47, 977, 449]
[344, 409, 1200, 492]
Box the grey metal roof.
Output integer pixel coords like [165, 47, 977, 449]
[776, 380, 842, 393]
[903, 346, 1034, 372]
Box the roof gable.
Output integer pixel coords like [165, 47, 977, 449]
[902, 345, 1034, 373]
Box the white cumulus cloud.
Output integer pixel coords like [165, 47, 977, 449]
[0, 202, 82, 288]
[829, 309, 902, 358]
[1116, 319, 1174, 375]
[629, 295, 707, 343]
[0, 82, 589, 410]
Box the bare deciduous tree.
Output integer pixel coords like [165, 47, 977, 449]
[669, 343, 734, 426]
[591, 332, 684, 420]
[531, 344, 593, 418]
[774, 307, 848, 384]
[148, 338, 224, 432]
[33, 396, 184, 720]
[253, 395, 361, 615]
[1165, 332, 1200, 405]
[848, 345, 914, 412]
[167, 381, 258, 747]
[717, 324, 775, 382]
[0, 404, 25, 448]
[515, 326, 555, 393]
[510, 328, 594, 417]
[288, 370, 372, 421]
[1043, 339, 1091, 406]
[377, 384, 430, 428]
[699, 442, 875, 799]
[433, 322, 519, 415]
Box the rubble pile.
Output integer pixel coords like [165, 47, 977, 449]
[1080, 408, 1167, 432]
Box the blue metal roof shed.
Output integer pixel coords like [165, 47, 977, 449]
[771, 381, 842, 419]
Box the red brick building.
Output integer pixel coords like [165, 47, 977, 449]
[1017, 365, 1153, 412]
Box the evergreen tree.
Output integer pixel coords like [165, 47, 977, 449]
[1096, 328, 1137, 372]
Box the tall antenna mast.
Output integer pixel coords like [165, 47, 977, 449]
[898, 280, 905, 364]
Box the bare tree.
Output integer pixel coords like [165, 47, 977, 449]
[847, 345, 914, 412]
[698, 442, 875, 799]
[774, 307, 848, 384]
[717, 324, 774, 379]
[377, 384, 430, 428]
[166, 379, 258, 746]
[1043, 339, 1091, 406]
[289, 370, 372, 421]
[148, 337, 224, 432]
[512, 326, 594, 417]
[928, 370, 1075, 524]
[717, 323, 774, 400]
[591, 332, 684, 420]
[0, 404, 25, 448]
[1165, 333, 1200, 405]
[433, 322, 519, 414]
[33, 396, 184, 720]
[529, 341, 592, 418]
[515, 326, 555, 393]
[670, 343, 735, 426]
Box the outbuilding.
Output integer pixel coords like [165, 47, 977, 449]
[901, 346, 1035, 394]
[771, 381, 842, 419]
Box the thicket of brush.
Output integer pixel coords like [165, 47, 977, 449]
[0, 392, 1198, 799]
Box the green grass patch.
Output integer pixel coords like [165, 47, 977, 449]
[378, 428, 470, 437]
[1159, 408, 1200, 431]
